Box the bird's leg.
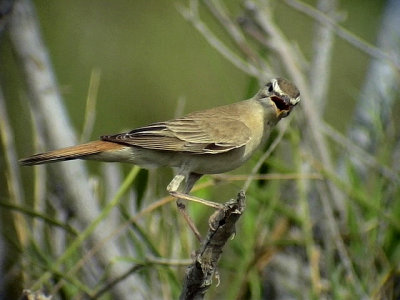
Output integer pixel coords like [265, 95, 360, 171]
[167, 173, 202, 241]
[167, 174, 223, 209]
[167, 173, 223, 241]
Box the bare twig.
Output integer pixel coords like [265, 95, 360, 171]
[146, 255, 192, 266]
[177, 1, 262, 78]
[80, 68, 101, 143]
[283, 0, 400, 71]
[214, 172, 322, 182]
[309, 0, 338, 114]
[180, 191, 246, 300]
[203, 0, 271, 76]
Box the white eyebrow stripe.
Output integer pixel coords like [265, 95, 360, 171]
[272, 78, 284, 95]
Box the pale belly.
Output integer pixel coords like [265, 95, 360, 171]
[169, 147, 249, 174]
[87, 145, 254, 175]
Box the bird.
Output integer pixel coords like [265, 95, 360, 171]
[20, 78, 300, 238]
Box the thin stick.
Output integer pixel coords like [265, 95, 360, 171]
[284, 0, 400, 70]
[170, 191, 223, 209]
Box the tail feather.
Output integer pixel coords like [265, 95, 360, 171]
[19, 141, 123, 166]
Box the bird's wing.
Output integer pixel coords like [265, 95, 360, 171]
[101, 115, 251, 154]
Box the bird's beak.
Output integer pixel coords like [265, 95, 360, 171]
[270, 95, 297, 118]
[271, 95, 294, 119]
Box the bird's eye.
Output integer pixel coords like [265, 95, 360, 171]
[266, 83, 273, 92]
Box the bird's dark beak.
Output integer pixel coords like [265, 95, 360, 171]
[271, 95, 294, 118]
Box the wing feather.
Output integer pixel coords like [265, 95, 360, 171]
[101, 116, 251, 154]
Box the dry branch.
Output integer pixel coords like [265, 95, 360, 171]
[180, 191, 246, 300]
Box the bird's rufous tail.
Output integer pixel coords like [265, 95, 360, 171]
[19, 141, 123, 166]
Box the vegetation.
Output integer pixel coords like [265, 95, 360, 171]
[1, 0, 399, 299]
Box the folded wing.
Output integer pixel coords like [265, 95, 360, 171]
[101, 115, 251, 154]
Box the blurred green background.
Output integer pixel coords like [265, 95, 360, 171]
[0, 0, 394, 298]
[1, 0, 385, 151]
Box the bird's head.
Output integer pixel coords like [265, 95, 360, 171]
[257, 78, 300, 118]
